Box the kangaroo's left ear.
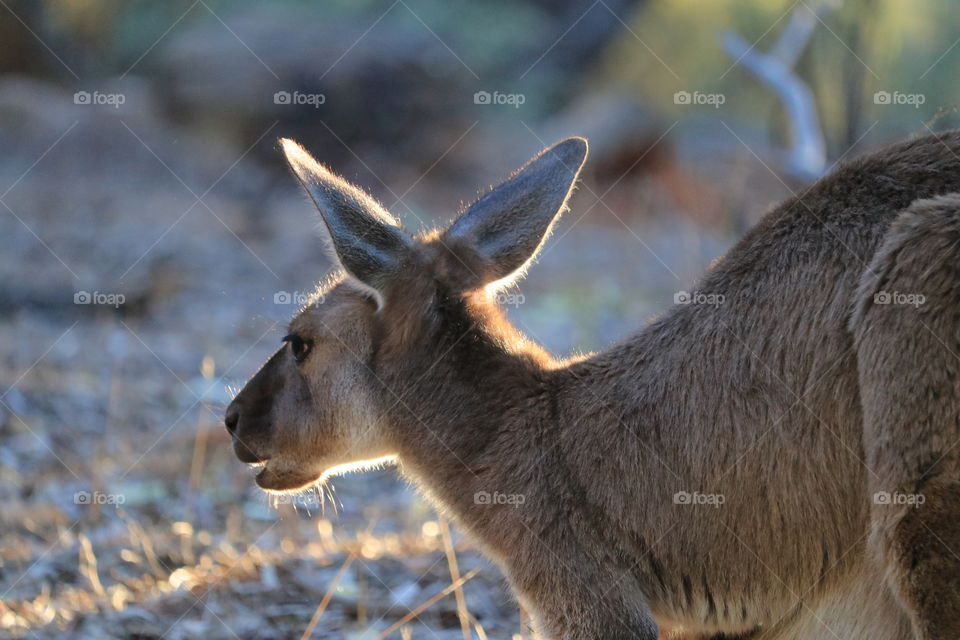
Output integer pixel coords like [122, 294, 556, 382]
[444, 137, 588, 287]
[280, 138, 411, 295]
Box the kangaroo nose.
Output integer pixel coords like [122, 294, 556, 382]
[224, 404, 240, 434]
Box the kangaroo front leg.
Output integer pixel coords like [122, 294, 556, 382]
[529, 599, 659, 640]
[515, 572, 659, 640]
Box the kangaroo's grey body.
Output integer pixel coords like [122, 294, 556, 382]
[227, 132, 960, 639]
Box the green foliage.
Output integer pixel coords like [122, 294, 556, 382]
[44, 0, 548, 80]
[601, 0, 960, 142]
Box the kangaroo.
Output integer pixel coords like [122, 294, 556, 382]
[225, 132, 960, 639]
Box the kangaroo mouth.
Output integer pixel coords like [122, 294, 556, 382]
[253, 455, 397, 493]
[233, 440, 271, 466]
[255, 461, 323, 493]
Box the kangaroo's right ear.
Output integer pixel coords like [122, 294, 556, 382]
[280, 138, 411, 295]
[444, 137, 587, 288]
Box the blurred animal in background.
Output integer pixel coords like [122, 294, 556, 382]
[545, 91, 723, 226]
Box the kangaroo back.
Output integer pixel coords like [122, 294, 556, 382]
[852, 194, 960, 640]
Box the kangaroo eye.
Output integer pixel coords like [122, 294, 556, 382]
[282, 334, 312, 364]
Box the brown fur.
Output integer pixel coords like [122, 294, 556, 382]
[226, 132, 960, 639]
[852, 193, 960, 640]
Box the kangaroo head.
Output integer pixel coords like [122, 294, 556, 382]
[225, 137, 587, 492]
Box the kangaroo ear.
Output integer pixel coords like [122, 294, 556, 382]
[445, 137, 588, 287]
[280, 138, 411, 294]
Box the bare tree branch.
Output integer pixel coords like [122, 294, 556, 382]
[722, 0, 840, 180]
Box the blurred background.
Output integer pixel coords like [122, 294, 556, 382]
[2, 0, 959, 638]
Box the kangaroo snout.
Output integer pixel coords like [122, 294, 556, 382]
[224, 398, 272, 465]
[223, 403, 239, 434]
